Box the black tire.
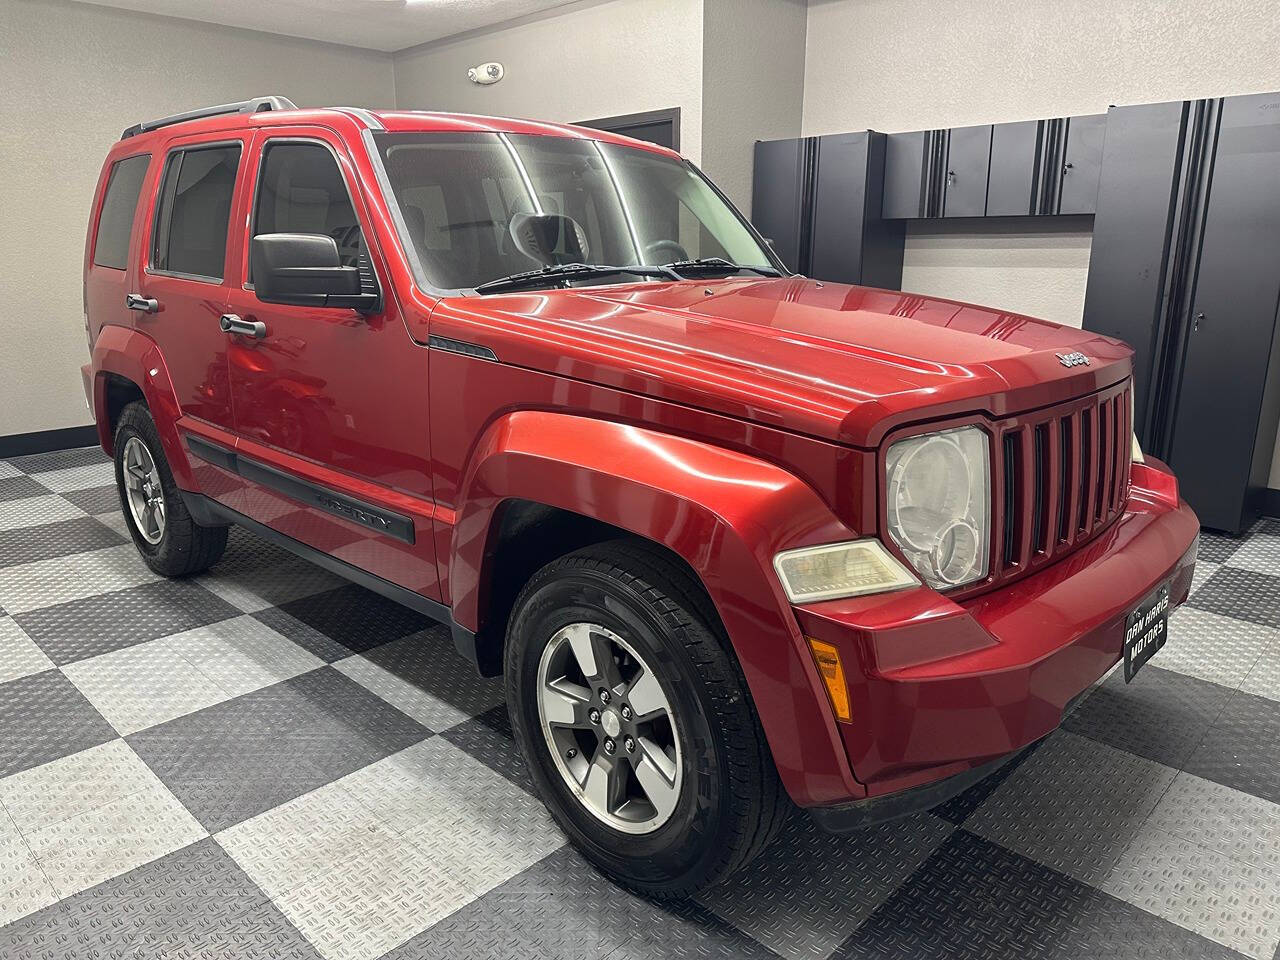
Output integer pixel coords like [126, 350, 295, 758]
[505, 539, 786, 898]
[113, 402, 228, 576]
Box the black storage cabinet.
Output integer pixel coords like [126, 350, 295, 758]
[751, 133, 904, 288]
[1084, 93, 1280, 533]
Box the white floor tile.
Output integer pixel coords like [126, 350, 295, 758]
[62, 636, 231, 736]
[29, 462, 115, 493]
[273, 838, 472, 960]
[163, 615, 323, 698]
[94, 511, 131, 539]
[0, 616, 54, 684]
[1101, 824, 1280, 960]
[1146, 771, 1280, 871]
[1240, 640, 1280, 703]
[1226, 534, 1280, 577]
[1159, 607, 1277, 689]
[1189, 561, 1221, 597]
[0, 543, 160, 615]
[341, 739, 563, 897]
[0, 833, 58, 926]
[0, 495, 86, 533]
[0, 462, 20, 480]
[0, 740, 155, 832]
[333, 634, 503, 732]
[216, 778, 401, 900]
[23, 779, 205, 899]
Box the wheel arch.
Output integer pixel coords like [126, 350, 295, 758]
[90, 324, 194, 488]
[449, 410, 865, 806]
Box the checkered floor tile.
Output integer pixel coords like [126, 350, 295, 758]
[1, 445, 1278, 960]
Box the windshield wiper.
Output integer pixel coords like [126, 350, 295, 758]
[659, 257, 782, 278]
[474, 262, 680, 294]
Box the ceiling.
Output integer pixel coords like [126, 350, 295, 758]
[74, 0, 583, 53]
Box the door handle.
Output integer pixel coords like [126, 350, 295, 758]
[126, 293, 158, 314]
[1193, 311, 1204, 332]
[219, 314, 266, 339]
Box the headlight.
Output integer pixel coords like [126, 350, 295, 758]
[773, 540, 918, 604]
[885, 425, 990, 590]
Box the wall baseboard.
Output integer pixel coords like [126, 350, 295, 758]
[0, 425, 99, 459]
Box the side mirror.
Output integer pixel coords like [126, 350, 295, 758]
[251, 233, 379, 312]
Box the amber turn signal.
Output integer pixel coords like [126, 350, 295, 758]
[806, 637, 852, 723]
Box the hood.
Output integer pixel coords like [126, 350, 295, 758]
[427, 276, 1133, 447]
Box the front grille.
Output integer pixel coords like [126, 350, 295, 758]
[993, 380, 1132, 580]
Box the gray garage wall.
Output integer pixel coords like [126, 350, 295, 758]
[392, 0, 706, 162]
[0, 0, 396, 440]
[700, 0, 807, 214]
[801, 0, 1280, 487]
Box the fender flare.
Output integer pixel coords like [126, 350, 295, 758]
[450, 410, 865, 805]
[90, 324, 195, 489]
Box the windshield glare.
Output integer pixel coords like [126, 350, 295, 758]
[371, 132, 776, 292]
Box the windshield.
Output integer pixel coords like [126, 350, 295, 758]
[370, 132, 779, 293]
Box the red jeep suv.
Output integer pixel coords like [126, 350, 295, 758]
[82, 96, 1199, 896]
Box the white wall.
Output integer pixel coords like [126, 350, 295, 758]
[901, 218, 1094, 329]
[392, 0, 705, 161]
[0, 0, 396, 439]
[700, 0, 807, 213]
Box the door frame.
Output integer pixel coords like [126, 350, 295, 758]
[577, 107, 681, 152]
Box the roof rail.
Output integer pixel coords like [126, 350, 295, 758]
[120, 96, 297, 140]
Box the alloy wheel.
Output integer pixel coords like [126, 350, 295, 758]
[536, 622, 683, 834]
[122, 435, 166, 545]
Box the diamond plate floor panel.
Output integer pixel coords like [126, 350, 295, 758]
[0, 448, 1276, 960]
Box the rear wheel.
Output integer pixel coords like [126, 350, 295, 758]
[113, 402, 227, 576]
[505, 540, 785, 897]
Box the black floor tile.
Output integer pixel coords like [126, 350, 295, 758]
[831, 830, 1241, 960]
[0, 669, 117, 777]
[0, 838, 320, 960]
[1189, 566, 1280, 628]
[1197, 530, 1245, 564]
[0, 475, 51, 503]
[16, 578, 242, 665]
[128, 666, 430, 831]
[61, 484, 122, 516]
[1184, 688, 1280, 806]
[0, 515, 125, 568]
[254, 583, 432, 661]
[387, 845, 781, 960]
[442, 704, 532, 795]
[1062, 665, 1232, 769]
[8, 446, 109, 474]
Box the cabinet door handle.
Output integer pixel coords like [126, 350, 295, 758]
[219, 314, 266, 339]
[1063, 161, 1074, 175]
[126, 293, 158, 314]
[1193, 311, 1205, 332]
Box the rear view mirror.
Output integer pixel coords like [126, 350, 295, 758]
[251, 233, 379, 311]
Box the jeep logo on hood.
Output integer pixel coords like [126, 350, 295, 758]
[1056, 352, 1090, 367]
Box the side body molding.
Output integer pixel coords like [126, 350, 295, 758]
[90, 324, 195, 488]
[449, 411, 865, 806]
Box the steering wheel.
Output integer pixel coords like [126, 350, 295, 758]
[642, 239, 688, 265]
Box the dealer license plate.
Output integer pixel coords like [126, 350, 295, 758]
[1123, 583, 1170, 682]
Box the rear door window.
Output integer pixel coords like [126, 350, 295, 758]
[152, 144, 242, 281]
[93, 154, 150, 270]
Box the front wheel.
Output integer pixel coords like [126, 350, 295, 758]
[113, 402, 228, 576]
[505, 540, 785, 897]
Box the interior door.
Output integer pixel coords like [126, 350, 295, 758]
[1167, 94, 1280, 532]
[222, 128, 440, 598]
[135, 135, 248, 500]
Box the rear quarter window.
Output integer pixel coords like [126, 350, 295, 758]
[92, 154, 150, 270]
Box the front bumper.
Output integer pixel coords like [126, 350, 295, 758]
[794, 460, 1199, 816]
